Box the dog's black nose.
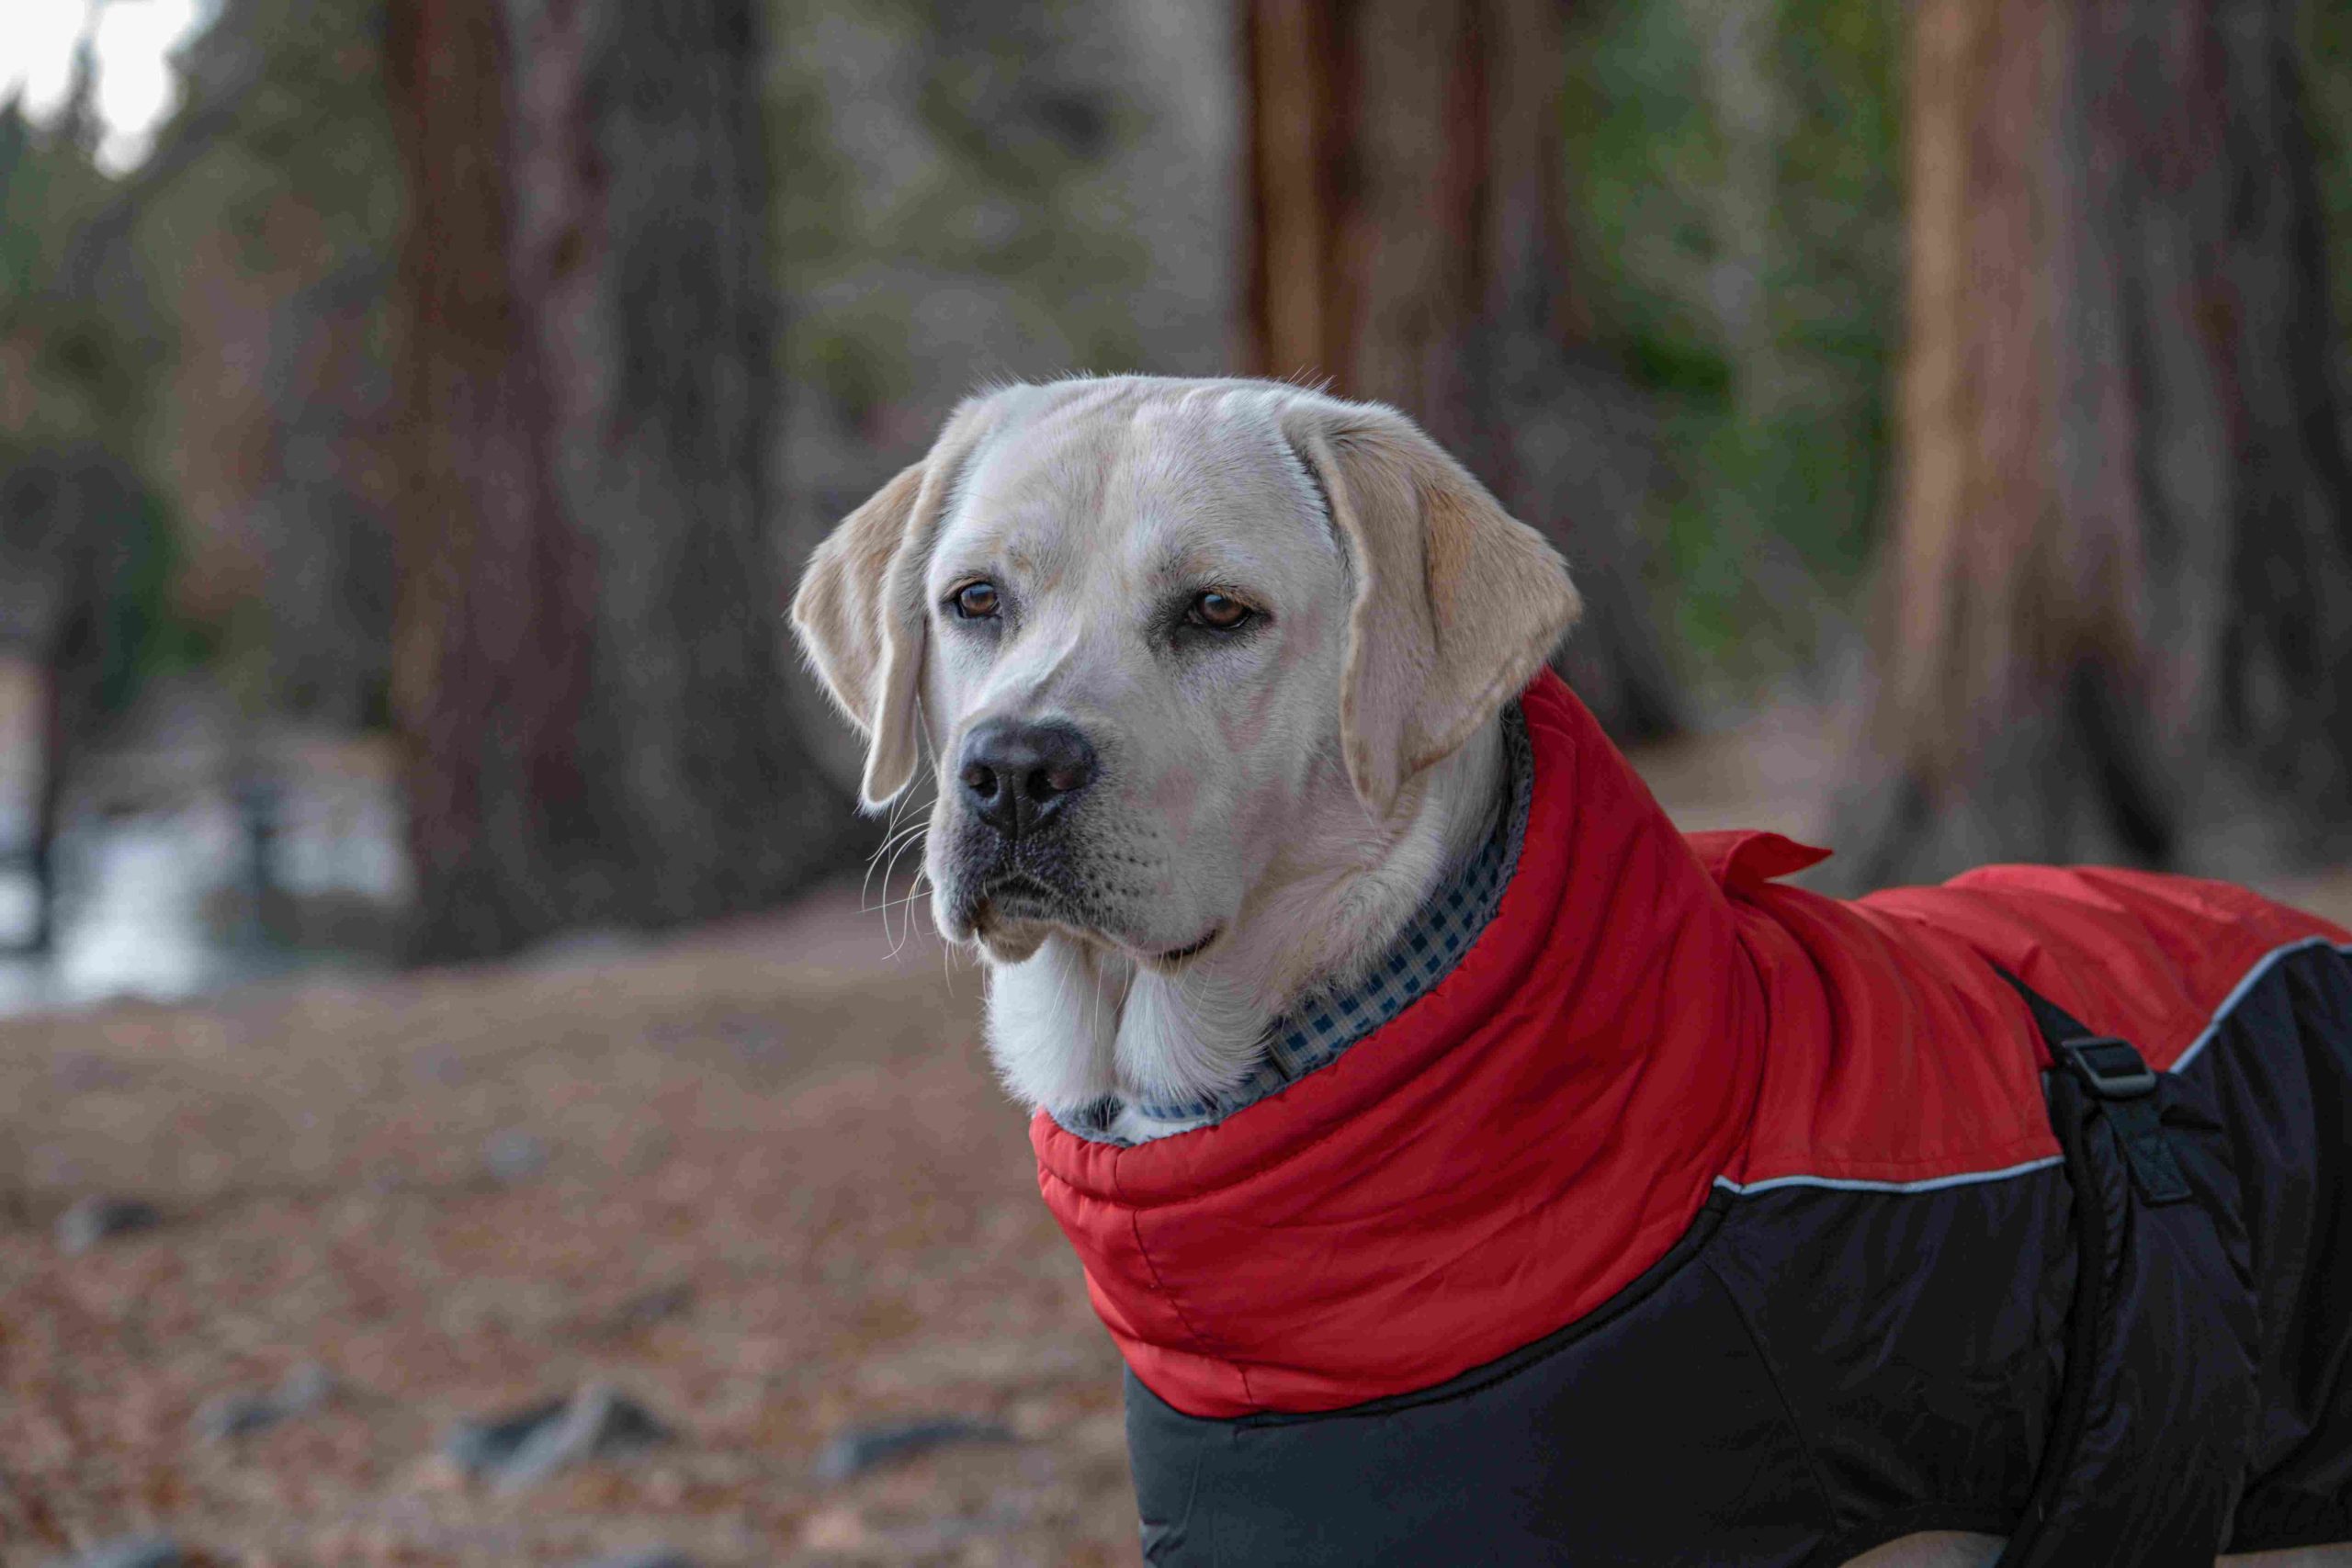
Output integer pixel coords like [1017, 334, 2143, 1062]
[957, 720, 1098, 840]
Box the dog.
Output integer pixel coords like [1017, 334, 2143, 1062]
[795, 376, 2352, 1566]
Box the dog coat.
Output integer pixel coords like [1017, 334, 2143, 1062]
[1032, 671, 2352, 1566]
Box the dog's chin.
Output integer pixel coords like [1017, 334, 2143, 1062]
[972, 914, 1050, 965]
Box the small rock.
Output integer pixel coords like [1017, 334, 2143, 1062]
[441, 1395, 570, 1475]
[601, 1282, 693, 1336]
[275, 1359, 336, 1415]
[192, 1389, 279, 1440]
[48, 1537, 180, 1568]
[56, 1196, 162, 1255]
[482, 1129, 548, 1184]
[192, 1360, 336, 1440]
[443, 1382, 672, 1494]
[812, 1416, 1014, 1483]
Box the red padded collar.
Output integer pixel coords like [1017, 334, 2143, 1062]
[1031, 671, 1764, 1416]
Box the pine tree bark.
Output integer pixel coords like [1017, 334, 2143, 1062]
[1240, 0, 1681, 739]
[1845, 0, 2352, 888]
[384, 0, 854, 960]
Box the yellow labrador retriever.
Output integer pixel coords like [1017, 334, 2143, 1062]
[795, 376, 2351, 1567]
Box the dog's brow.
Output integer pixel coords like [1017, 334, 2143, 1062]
[1150, 538, 1259, 587]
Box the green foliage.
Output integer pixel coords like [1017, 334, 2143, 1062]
[137, 0, 401, 716]
[94, 486, 187, 713]
[146, 0, 400, 276]
[0, 101, 161, 448]
[770, 0, 1156, 421]
[0, 96, 190, 703]
[1565, 0, 1901, 682]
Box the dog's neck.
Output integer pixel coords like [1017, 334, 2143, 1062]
[983, 716, 1508, 1140]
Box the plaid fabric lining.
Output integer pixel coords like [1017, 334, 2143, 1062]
[1058, 706, 1534, 1143]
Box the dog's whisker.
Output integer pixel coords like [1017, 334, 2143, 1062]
[869, 827, 930, 941]
[861, 818, 924, 908]
[862, 818, 927, 890]
[885, 863, 935, 961]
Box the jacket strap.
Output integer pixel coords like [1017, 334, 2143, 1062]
[1987, 964, 2207, 1568]
[1992, 967, 2189, 1206]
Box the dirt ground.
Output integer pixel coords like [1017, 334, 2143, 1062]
[11, 714, 2352, 1567]
[2, 886, 1134, 1566]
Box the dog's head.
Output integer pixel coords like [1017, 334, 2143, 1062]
[793, 378, 1577, 1100]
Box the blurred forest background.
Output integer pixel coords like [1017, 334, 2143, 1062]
[6, 0, 2352, 1562]
[6, 0, 2352, 983]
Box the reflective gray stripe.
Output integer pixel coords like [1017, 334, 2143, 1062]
[2169, 937, 2352, 1074]
[1713, 1154, 2065, 1198]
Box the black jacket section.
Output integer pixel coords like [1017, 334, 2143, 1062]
[1123, 944, 2352, 1565]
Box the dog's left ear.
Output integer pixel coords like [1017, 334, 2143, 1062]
[1281, 400, 1582, 817]
[791, 399, 1004, 810]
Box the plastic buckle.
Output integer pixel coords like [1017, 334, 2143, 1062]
[2057, 1036, 2158, 1100]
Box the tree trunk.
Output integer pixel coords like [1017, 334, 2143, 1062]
[0, 448, 145, 955]
[1239, 0, 1682, 740]
[1843, 0, 2352, 889]
[384, 0, 854, 961]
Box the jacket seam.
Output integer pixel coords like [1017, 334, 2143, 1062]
[1129, 1206, 1256, 1408]
[1701, 1256, 1839, 1540]
[1220, 1194, 1730, 1428]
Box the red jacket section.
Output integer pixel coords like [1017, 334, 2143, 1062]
[1031, 671, 2347, 1418]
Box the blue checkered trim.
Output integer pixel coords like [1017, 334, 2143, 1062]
[1061, 706, 1533, 1142]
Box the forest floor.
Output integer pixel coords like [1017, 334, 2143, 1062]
[9, 708, 2352, 1568]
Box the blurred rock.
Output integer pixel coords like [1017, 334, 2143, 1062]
[192, 1391, 277, 1441]
[277, 1359, 335, 1411]
[441, 1395, 569, 1475]
[443, 1382, 673, 1494]
[55, 1195, 162, 1254]
[600, 1281, 693, 1337]
[191, 1360, 335, 1441]
[481, 1128, 548, 1184]
[47, 1538, 180, 1568]
[812, 1416, 1014, 1483]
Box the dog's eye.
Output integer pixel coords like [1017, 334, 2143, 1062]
[1187, 591, 1252, 631]
[951, 581, 1001, 620]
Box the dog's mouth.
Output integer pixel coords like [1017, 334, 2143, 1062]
[960, 875, 1218, 972]
[959, 873, 1091, 957]
[1146, 927, 1221, 970]
[974, 873, 1077, 927]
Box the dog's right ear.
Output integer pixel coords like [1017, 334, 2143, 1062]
[791, 407, 997, 810]
[1280, 399, 1581, 818]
